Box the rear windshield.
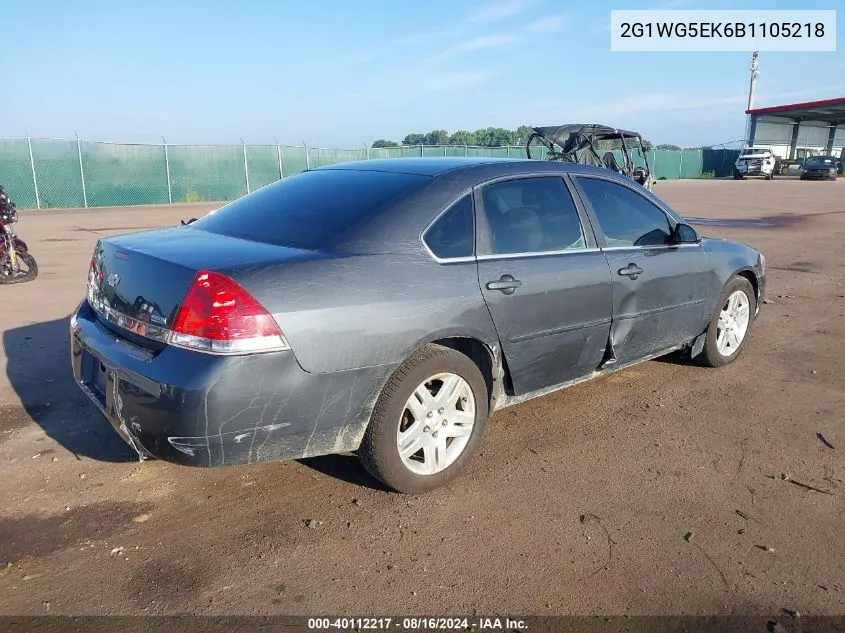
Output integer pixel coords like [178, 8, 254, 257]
[806, 156, 834, 164]
[192, 169, 431, 250]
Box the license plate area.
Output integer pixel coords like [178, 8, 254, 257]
[94, 361, 108, 400]
[81, 349, 109, 407]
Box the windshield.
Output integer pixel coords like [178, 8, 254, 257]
[805, 156, 835, 165]
[741, 148, 770, 156]
[192, 169, 431, 250]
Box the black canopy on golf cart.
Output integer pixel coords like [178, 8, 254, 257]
[526, 124, 655, 190]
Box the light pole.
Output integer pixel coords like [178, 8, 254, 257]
[747, 51, 760, 111]
[744, 51, 760, 147]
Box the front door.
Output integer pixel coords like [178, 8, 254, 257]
[475, 175, 613, 396]
[571, 175, 711, 366]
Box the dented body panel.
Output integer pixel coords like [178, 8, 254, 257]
[600, 245, 711, 365]
[70, 158, 765, 469]
[477, 251, 612, 395]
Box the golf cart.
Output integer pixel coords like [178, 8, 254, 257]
[526, 124, 656, 191]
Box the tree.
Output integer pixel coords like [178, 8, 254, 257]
[655, 144, 681, 151]
[371, 139, 399, 148]
[449, 130, 476, 146]
[513, 125, 535, 145]
[423, 130, 450, 146]
[402, 133, 426, 146]
[392, 126, 664, 150]
[488, 127, 516, 147]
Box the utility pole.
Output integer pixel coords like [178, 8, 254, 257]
[744, 51, 760, 147]
[747, 51, 760, 111]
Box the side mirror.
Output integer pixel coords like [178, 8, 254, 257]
[673, 223, 700, 244]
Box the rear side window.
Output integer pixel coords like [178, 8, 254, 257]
[576, 177, 671, 247]
[192, 169, 430, 250]
[423, 195, 474, 259]
[480, 177, 585, 255]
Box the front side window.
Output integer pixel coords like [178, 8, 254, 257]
[423, 195, 474, 259]
[575, 177, 672, 247]
[480, 177, 585, 255]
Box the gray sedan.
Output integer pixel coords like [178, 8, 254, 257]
[71, 158, 766, 493]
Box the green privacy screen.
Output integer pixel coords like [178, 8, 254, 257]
[82, 141, 169, 207]
[0, 138, 739, 210]
[0, 139, 38, 210]
[31, 139, 86, 209]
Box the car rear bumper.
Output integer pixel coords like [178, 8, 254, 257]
[70, 299, 391, 467]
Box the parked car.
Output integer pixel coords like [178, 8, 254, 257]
[734, 146, 777, 180]
[71, 158, 766, 493]
[799, 155, 839, 181]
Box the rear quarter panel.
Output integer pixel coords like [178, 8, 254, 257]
[231, 253, 498, 375]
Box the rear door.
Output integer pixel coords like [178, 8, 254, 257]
[571, 175, 711, 366]
[474, 175, 612, 396]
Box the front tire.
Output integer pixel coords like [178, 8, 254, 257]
[696, 277, 756, 368]
[0, 251, 38, 284]
[359, 344, 489, 494]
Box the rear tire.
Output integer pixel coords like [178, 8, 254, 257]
[0, 251, 38, 284]
[359, 344, 489, 494]
[696, 276, 756, 368]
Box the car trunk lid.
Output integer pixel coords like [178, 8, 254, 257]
[88, 226, 325, 349]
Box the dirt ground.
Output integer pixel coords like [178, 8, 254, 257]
[0, 179, 843, 617]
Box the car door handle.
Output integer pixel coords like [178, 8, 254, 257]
[618, 263, 644, 279]
[486, 275, 523, 294]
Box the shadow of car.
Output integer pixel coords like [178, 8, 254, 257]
[4, 315, 138, 462]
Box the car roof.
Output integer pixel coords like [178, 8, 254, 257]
[312, 157, 525, 176]
[310, 156, 616, 179]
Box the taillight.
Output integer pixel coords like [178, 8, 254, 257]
[169, 271, 290, 355]
[88, 250, 104, 284]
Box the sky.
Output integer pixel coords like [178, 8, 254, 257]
[3, 0, 843, 149]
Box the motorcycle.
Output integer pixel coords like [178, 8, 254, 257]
[0, 187, 38, 284]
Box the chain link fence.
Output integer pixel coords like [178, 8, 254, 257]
[0, 137, 741, 210]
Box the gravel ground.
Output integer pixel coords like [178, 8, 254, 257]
[0, 179, 843, 617]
